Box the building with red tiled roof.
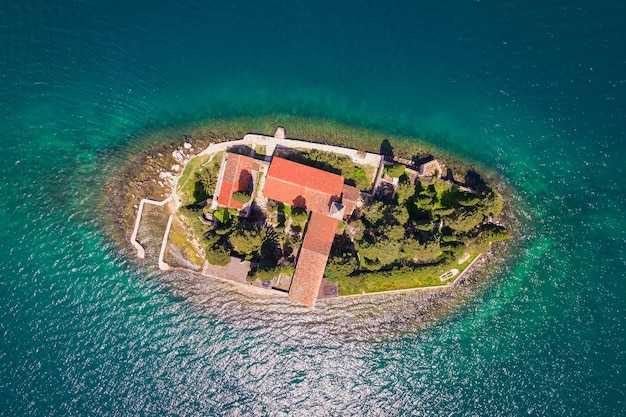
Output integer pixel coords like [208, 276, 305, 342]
[216, 153, 256, 209]
[341, 184, 360, 219]
[288, 212, 339, 308]
[263, 157, 344, 215]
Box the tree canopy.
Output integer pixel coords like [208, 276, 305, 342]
[385, 163, 406, 178]
[231, 190, 251, 204]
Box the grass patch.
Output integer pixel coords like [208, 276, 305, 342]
[177, 151, 223, 205]
[337, 252, 478, 295]
[168, 217, 204, 267]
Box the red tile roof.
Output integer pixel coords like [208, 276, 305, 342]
[263, 157, 344, 214]
[341, 184, 360, 218]
[289, 212, 339, 308]
[216, 153, 255, 209]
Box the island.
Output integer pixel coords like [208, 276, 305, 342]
[128, 126, 510, 308]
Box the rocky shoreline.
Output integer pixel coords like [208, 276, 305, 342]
[103, 131, 230, 249]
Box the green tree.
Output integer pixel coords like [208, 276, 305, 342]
[415, 196, 434, 211]
[386, 163, 406, 178]
[479, 190, 504, 217]
[231, 190, 251, 204]
[446, 210, 485, 232]
[325, 252, 359, 281]
[415, 220, 434, 232]
[381, 224, 406, 241]
[387, 205, 410, 226]
[347, 219, 365, 240]
[290, 207, 309, 226]
[250, 263, 295, 282]
[446, 209, 484, 232]
[229, 226, 266, 258]
[413, 241, 442, 263]
[400, 238, 420, 260]
[459, 197, 480, 207]
[362, 200, 385, 226]
[376, 240, 402, 266]
[196, 169, 216, 197]
[395, 181, 415, 204]
[358, 240, 401, 267]
[205, 244, 230, 266]
[433, 208, 454, 217]
[480, 223, 510, 242]
[213, 207, 236, 224]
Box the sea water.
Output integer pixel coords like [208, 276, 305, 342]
[1, 1, 624, 415]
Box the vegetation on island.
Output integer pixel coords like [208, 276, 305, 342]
[174, 142, 510, 295]
[327, 173, 508, 294]
[104, 110, 512, 299]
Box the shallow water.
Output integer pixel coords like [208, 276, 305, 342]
[1, 1, 625, 415]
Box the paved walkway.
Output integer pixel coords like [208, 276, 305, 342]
[196, 131, 382, 170]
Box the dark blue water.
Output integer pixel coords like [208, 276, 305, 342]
[1, 1, 625, 415]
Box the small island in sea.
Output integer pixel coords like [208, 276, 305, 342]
[123, 123, 509, 308]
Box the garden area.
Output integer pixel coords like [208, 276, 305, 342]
[324, 165, 510, 295]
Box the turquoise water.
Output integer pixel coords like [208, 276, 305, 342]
[1, 1, 625, 415]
